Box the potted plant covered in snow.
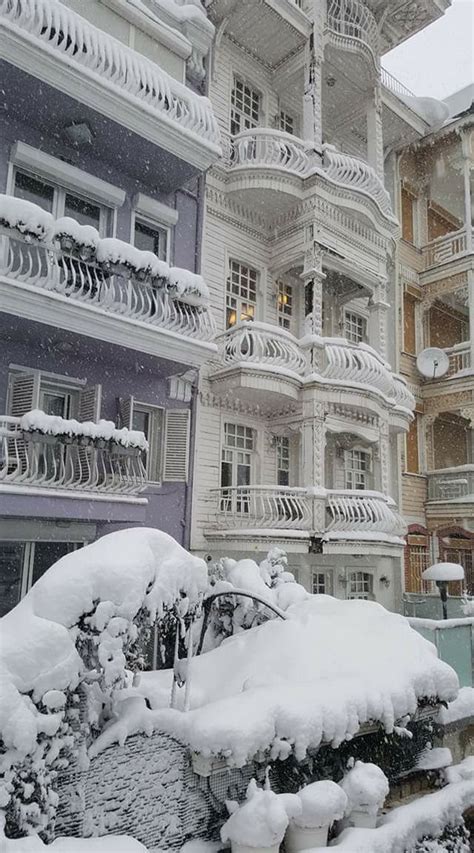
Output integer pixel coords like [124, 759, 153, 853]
[0, 193, 54, 242]
[220, 778, 301, 853]
[96, 237, 169, 284]
[285, 780, 348, 851]
[340, 760, 389, 829]
[52, 217, 100, 260]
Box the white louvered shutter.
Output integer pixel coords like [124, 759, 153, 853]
[8, 372, 40, 416]
[118, 396, 134, 429]
[163, 409, 190, 481]
[78, 384, 102, 423]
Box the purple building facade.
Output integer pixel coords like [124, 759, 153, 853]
[0, 0, 220, 614]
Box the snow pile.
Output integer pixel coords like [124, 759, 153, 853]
[20, 410, 148, 452]
[398, 94, 450, 128]
[422, 563, 465, 582]
[168, 267, 210, 306]
[1, 834, 147, 852]
[0, 194, 54, 241]
[220, 778, 301, 848]
[445, 757, 474, 785]
[416, 747, 452, 771]
[97, 596, 459, 766]
[340, 761, 389, 817]
[437, 687, 474, 724]
[96, 238, 169, 280]
[52, 218, 100, 253]
[293, 781, 348, 829]
[0, 529, 208, 836]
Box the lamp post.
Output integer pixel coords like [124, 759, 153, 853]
[421, 563, 465, 620]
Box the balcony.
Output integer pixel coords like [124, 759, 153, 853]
[445, 342, 471, 377]
[0, 0, 221, 175]
[0, 414, 147, 498]
[422, 228, 473, 271]
[319, 145, 396, 223]
[325, 0, 380, 75]
[427, 466, 474, 518]
[211, 323, 415, 423]
[0, 198, 217, 366]
[206, 485, 406, 547]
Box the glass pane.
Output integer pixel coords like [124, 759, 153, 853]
[134, 220, 167, 261]
[41, 391, 69, 418]
[221, 460, 233, 488]
[237, 464, 250, 486]
[64, 193, 101, 230]
[14, 171, 54, 212]
[0, 543, 25, 616]
[132, 409, 150, 438]
[31, 541, 75, 586]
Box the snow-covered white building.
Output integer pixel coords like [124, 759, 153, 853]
[189, 0, 451, 608]
[0, 0, 220, 615]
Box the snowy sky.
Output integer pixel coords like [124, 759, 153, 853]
[382, 0, 474, 100]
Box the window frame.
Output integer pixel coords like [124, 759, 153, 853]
[344, 310, 367, 344]
[275, 435, 290, 487]
[132, 401, 165, 484]
[348, 571, 373, 600]
[279, 110, 295, 135]
[0, 540, 84, 617]
[344, 448, 371, 491]
[226, 259, 259, 328]
[131, 210, 171, 264]
[312, 571, 328, 595]
[230, 75, 262, 135]
[277, 280, 293, 330]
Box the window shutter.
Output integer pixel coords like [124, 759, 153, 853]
[117, 396, 134, 429]
[78, 385, 101, 423]
[8, 372, 40, 416]
[163, 409, 190, 481]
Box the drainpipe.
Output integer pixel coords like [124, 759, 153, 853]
[183, 376, 199, 551]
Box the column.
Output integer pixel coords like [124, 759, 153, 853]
[366, 82, 384, 181]
[303, 1, 326, 154]
[468, 268, 474, 368]
[368, 279, 389, 360]
[423, 414, 437, 474]
[461, 131, 472, 252]
[300, 238, 326, 371]
[378, 419, 390, 496]
[301, 397, 326, 533]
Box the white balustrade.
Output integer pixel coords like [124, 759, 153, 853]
[216, 322, 307, 376]
[392, 374, 416, 411]
[230, 129, 311, 175]
[0, 0, 220, 148]
[381, 68, 415, 99]
[213, 486, 312, 530]
[427, 466, 474, 502]
[445, 342, 471, 376]
[326, 490, 406, 537]
[322, 145, 394, 218]
[326, 0, 379, 67]
[422, 228, 469, 269]
[321, 339, 394, 397]
[0, 416, 147, 494]
[0, 234, 216, 340]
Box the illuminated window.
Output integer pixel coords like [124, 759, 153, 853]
[277, 281, 293, 329]
[231, 78, 260, 135]
[226, 260, 258, 327]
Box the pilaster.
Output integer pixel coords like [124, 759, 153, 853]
[303, 0, 326, 154]
[366, 82, 384, 182]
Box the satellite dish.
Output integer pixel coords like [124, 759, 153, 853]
[416, 347, 449, 379]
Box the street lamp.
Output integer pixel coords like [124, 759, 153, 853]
[421, 562, 465, 620]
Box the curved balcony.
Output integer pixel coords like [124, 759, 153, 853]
[326, 0, 380, 73]
[325, 490, 406, 542]
[321, 339, 394, 397]
[211, 486, 312, 532]
[321, 146, 395, 222]
[210, 322, 305, 406]
[0, 0, 220, 175]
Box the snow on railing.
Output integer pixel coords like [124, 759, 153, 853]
[322, 145, 394, 219]
[321, 339, 395, 397]
[445, 341, 471, 376]
[326, 490, 407, 538]
[0, 414, 147, 494]
[422, 228, 471, 269]
[0, 0, 220, 149]
[215, 321, 307, 376]
[0, 230, 215, 341]
[381, 67, 415, 99]
[229, 129, 311, 175]
[326, 0, 379, 69]
[212, 485, 312, 530]
[427, 465, 474, 502]
[392, 373, 416, 412]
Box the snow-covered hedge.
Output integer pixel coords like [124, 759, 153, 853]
[20, 410, 148, 452]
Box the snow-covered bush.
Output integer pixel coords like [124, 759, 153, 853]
[220, 778, 301, 850]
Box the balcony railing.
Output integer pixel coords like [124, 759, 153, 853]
[326, 490, 407, 538]
[392, 374, 417, 412]
[326, 0, 380, 70]
[445, 342, 471, 376]
[212, 486, 312, 530]
[0, 0, 220, 151]
[0, 416, 147, 495]
[320, 339, 395, 397]
[227, 129, 311, 175]
[322, 145, 394, 219]
[214, 322, 306, 377]
[427, 465, 474, 502]
[422, 228, 471, 269]
[381, 68, 415, 100]
[0, 231, 216, 341]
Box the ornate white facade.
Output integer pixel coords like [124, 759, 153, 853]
[190, 0, 448, 608]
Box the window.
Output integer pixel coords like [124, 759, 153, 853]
[231, 77, 260, 135]
[405, 414, 420, 474]
[403, 293, 417, 355]
[40, 383, 79, 419]
[278, 281, 293, 330]
[276, 436, 290, 486]
[226, 260, 258, 327]
[401, 186, 415, 244]
[132, 404, 164, 482]
[13, 169, 112, 236]
[312, 572, 327, 595]
[344, 311, 366, 344]
[405, 538, 431, 594]
[348, 571, 373, 600]
[344, 449, 370, 490]
[0, 541, 83, 617]
[221, 423, 255, 514]
[134, 218, 168, 262]
[279, 111, 294, 135]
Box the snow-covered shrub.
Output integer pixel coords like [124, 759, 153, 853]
[220, 778, 301, 850]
